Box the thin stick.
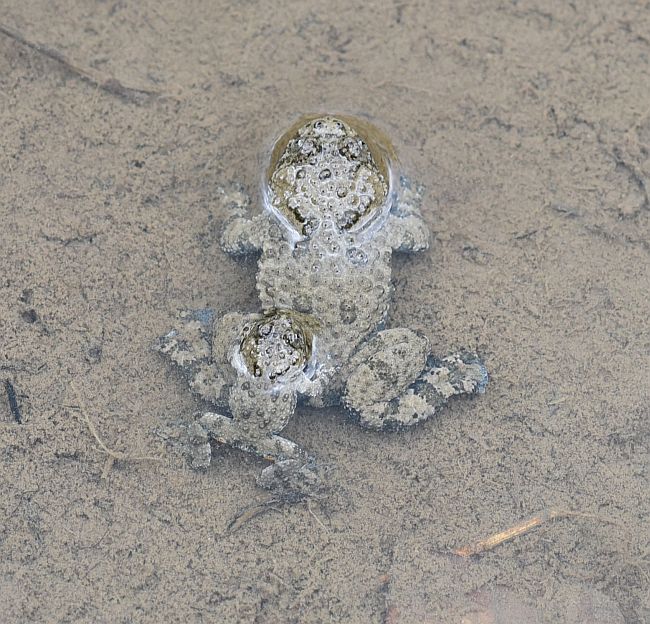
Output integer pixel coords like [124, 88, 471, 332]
[69, 382, 162, 471]
[4, 379, 23, 423]
[307, 500, 328, 530]
[226, 499, 281, 533]
[453, 508, 618, 558]
[0, 23, 160, 101]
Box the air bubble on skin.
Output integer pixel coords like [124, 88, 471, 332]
[340, 301, 357, 324]
[319, 169, 331, 180]
[346, 247, 368, 265]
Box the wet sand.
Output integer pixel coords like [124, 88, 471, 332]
[1, 1, 648, 622]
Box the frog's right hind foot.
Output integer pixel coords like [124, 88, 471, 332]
[199, 412, 307, 463]
[154, 308, 214, 368]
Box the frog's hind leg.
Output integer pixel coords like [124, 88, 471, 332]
[343, 328, 488, 430]
[198, 401, 321, 499]
[193, 411, 320, 498]
[198, 412, 307, 463]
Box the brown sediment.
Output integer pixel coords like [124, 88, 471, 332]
[0, 2, 647, 622]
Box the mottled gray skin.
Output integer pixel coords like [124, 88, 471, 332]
[157, 308, 326, 470]
[156, 116, 487, 492]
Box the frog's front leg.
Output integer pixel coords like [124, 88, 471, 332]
[385, 176, 431, 253]
[342, 328, 488, 430]
[217, 185, 270, 255]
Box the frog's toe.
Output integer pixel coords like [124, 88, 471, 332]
[424, 352, 489, 398]
[257, 458, 324, 502]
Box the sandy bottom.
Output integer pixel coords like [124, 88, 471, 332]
[1, 1, 648, 622]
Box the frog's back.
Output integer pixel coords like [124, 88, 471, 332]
[257, 238, 393, 363]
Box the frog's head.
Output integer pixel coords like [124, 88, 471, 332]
[236, 309, 319, 385]
[264, 114, 397, 241]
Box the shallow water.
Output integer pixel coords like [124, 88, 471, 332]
[1, 1, 648, 622]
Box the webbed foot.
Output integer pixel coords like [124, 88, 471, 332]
[343, 328, 488, 430]
[257, 458, 324, 503]
[154, 309, 230, 406]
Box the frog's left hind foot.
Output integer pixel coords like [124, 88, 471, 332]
[343, 329, 487, 430]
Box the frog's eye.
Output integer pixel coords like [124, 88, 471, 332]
[339, 138, 362, 160]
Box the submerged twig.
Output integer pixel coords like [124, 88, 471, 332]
[226, 499, 281, 533]
[69, 381, 162, 478]
[0, 23, 160, 102]
[454, 508, 619, 558]
[4, 379, 23, 423]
